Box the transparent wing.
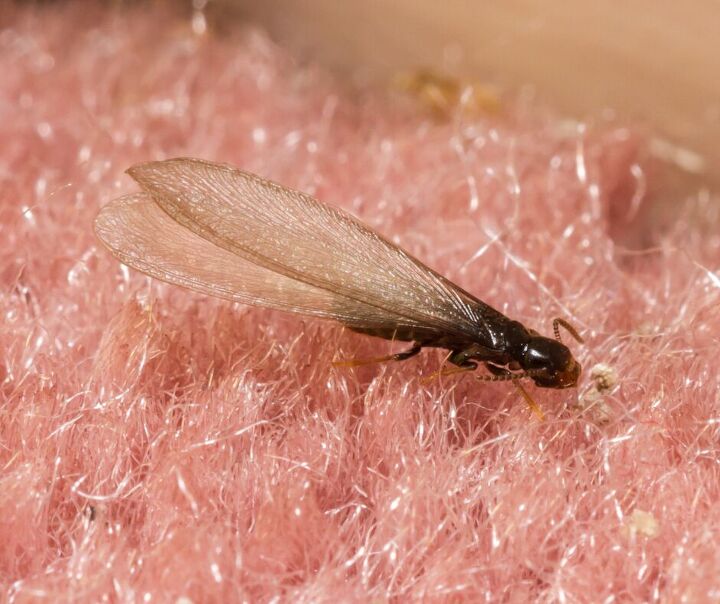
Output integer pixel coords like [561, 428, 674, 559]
[94, 193, 418, 329]
[126, 158, 500, 342]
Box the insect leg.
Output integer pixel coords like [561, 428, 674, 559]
[447, 350, 479, 370]
[392, 342, 424, 361]
[483, 362, 511, 377]
[477, 364, 545, 419]
[513, 381, 545, 421]
[332, 342, 423, 368]
[420, 349, 480, 383]
[421, 364, 477, 384]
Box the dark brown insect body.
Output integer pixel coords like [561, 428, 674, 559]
[94, 158, 582, 392]
[349, 307, 581, 389]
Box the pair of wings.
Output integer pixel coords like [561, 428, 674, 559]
[94, 158, 498, 343]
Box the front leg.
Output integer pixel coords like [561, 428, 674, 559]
[448, 349, 479, 370]
[484, 362, 514, 377]
[447, 342, 507, 370]
[424, 345, 507, 382]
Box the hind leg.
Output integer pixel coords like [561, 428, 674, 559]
[421, 349, 478, 382]
[332, 342, 423, 368]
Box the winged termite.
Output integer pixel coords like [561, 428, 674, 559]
[94, 158, 582, 404]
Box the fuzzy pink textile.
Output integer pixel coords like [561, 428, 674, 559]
[2, 3, 720, 602]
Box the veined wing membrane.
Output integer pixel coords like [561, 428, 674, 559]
[127, 158, 494, 340]
[95, 193, 425, 329]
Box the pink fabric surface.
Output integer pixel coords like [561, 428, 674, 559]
[2, 3, 719, 602]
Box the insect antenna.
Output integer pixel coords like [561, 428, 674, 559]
[474, 368, 545, 383]
[553, 317, 584, 344]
